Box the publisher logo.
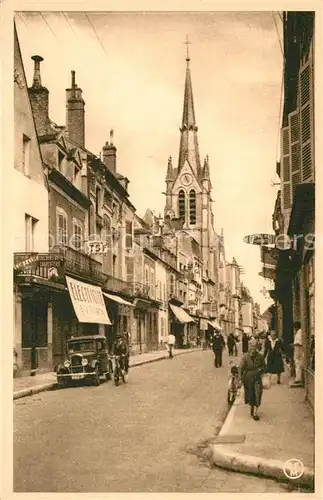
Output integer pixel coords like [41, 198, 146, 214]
[283, 459, 304, 480]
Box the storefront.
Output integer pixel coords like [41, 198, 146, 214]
[102, 292, 134, 352]
[168, 302, 195, 348]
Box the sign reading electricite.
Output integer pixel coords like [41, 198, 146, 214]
[66, 276, 111, 325]
[243, 234, 276, 246]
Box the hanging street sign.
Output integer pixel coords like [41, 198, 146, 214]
[243, 234, 276, 246]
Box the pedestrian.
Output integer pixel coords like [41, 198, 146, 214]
[212, 330, 226, 368]
[292, 321, 304, 385]
[167, 332, 176, 358]
[240, 337, 266, 420]
[234, 332, 239, 356]
[242, 332, 249, 354]
[263, 330, 284, 384]
[227, 333, 236, 357]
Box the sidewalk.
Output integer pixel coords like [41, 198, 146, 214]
[13, 347, 198, 400]
[209, 370, 315, 489]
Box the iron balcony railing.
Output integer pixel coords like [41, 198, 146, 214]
[14, 246, 133, 296]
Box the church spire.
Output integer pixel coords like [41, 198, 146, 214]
[178, 36, 201, 175]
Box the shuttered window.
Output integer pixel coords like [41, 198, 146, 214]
[125, 220, 133, 249]
[189, 190, 196, 225]
[125, 256, 134, 285]
[72, 220, 83, 251]
[178, 190, 185, 219]
[281, 126, 291, 211]
[56, 208, 68, 246]
[289, 110, 301, 199]
[300, 56, 314, 182]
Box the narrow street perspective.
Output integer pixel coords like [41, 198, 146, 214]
[8, 8, 316, 497]
[14, 349, 298, 493]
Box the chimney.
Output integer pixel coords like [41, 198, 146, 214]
[66, 70, 85, 147]
[102, 129, 117, 174]
[28, 55, 50, 136]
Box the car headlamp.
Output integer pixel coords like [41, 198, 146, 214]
[64, 360, 71, 368]
[81, 358, 88, 366]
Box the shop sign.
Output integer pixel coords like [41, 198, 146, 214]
[260, 246, 279, 267]
[243, 234, 276, 246]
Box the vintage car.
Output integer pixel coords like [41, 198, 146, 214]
[57, 335, 113, 387]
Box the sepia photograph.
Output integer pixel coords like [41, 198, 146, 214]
[8, 6, 317, 495]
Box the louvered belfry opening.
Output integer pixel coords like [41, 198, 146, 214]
[189, 190, 196, 224]
[178, 190, 186, 220]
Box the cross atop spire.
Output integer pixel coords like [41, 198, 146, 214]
[184, 34, 191, 62]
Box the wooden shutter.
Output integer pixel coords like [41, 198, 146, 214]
[299, 55, 314, 182]
[289, 109, 301, 199]
[281, 126, 291, 211]
[125, 256, 134, 285]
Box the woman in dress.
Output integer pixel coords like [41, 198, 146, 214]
[264, 330, 284, 384]
[240, 338, 266, 420]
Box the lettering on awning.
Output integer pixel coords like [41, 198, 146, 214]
[66, 276, 111, 325]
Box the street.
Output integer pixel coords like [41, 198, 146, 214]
[14, 350, 291, 493]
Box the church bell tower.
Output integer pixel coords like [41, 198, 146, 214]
[164, 37, 213, 268]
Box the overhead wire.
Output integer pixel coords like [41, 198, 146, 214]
[84, 13, 109, 59]
[40, 12, 59, 40]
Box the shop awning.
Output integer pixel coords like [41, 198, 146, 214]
[208, 320, 221, 330]
[169, 303, 195, 324]
[66, 276, 112, 325]
[103, 292, 134, 307]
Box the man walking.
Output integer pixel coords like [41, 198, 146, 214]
[212, 330, 226, 368]
[167, 332, 176, 358]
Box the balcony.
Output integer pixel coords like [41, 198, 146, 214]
[133, 282, 150, 299]
[14, 247, 134, 296]
[104, 275, 133, 295]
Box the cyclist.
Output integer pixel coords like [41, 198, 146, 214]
[111, 333, 129, 373]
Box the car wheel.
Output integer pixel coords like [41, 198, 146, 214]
[93, 366, 100, 386]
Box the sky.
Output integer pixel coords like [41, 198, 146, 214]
[15, 10, 283, 314]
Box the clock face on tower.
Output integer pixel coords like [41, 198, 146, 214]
[181, 173, 193, 186]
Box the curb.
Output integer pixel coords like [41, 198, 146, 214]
[14, 348, 199, 400]
[210, 445, 314, 489]
[209, 388, 314, 490]
[13, 382, 57, 400]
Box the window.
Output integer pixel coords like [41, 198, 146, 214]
[125, 221, 133, 250]
[74, 166, 81, 189]
[72, 220, 83, 251]
[170, 274, 175, 295]
[178, 190, 185, 219]
[112, 255, 117, 277]
[56, 207, 68, 246]
[22, 135, 31, 175]
[189, 190, 196, 224]
[25, 214, 38, 251]
[95, 187, 101, 214]
[163, 283, 166, 301]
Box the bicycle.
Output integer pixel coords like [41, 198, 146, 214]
[111, 355, 128, 386]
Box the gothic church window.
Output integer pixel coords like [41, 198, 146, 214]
[189, 190, 196, 224]
[178, 190, 186, 219]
